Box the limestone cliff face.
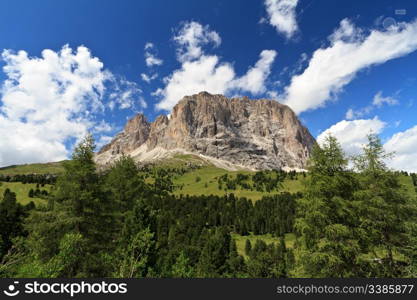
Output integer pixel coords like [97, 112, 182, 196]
[98, 113, 150, 155]
[96, 92, 316, 170]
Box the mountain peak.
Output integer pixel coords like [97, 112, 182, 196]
[96, 93, 316, 170]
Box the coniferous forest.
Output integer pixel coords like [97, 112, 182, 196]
[0, 133, 416, 278]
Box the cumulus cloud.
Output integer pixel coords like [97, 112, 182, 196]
[345, 91, 399, 120]
[154, 55, 235, 110]
[384, 125, 417, 172]
[264, 0, 299, 39]
[317, 117, 386, 156]
[0, 45, 109, 166]
[0, 45, 142, 167]
[155, 21, 277, 111]
[144, 42, 163, 67]
[154, 52, 277, 111]
[283, 18, 417, 114]
[173, 21, 221, 62]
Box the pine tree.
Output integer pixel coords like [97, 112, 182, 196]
[59, 135, 117, 258]
[171, 251, 194, 278]
[353, 134, 416, 277]
[197, 227, 231, 277]
[113, 196, 156, 277]
[105, 155, 146, 213]
[24, 134, 115, 276]
[245, 239, 252, 256]
[272, 237, 287, 277]
[226, 239, 246, 277]
[0, 189, 25, 260]
[294, 135, 362, 277]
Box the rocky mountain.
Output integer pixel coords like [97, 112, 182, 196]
[95, 92, 316, 170]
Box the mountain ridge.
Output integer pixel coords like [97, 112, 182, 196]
[96, 92, 316, 170]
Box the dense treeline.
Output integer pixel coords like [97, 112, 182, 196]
[0, 135, 294, 278]
[0, 174, 57, 185]
[0, 133, 416, 278]
[296, 135, 416, 277]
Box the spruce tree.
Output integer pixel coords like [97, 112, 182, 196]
[245, 239, 252, 256]
[197, 227, 231, 277]
[171, 251, 194, 278]
[353, 134, 416, 277]
[105, 155, 146, 213]
[25, 134, 115, 276]
[295, 135, 361, 277]
[0, 189, 25, 260]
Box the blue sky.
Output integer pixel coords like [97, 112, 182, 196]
[0, 0, 416, 171]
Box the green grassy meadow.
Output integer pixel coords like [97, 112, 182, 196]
[1, 158, 414, 206]
[0, 161, 65, 175]
[172, 165, 305, 201]
[0, 182, 50, 206]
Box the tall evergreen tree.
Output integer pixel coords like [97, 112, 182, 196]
[0, 189, 25, 260]
[353, 134, 416, 277]
[197, 227, 231, 277]
[105, 155, 146, 213]
[245, 239, 252, 256]
[294, 135, 361, 277]
[24, 134, 115, 276]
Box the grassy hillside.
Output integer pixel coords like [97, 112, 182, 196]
[398, 174, 416, 199]
[172, 165, 304, 201]
[0, 182, 50, 205]
[0, 161, 65, 175]
[1, 159, 414, 204]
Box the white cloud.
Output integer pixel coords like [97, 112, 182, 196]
[173, 21, 221, 62]
[317, 117, 386, 156]
[329, 18, 363, 43]
[345, 108, 355, 120]
[138, 96, 147, 109]
[345, 106, 373, 120]
[317, 117, 417, 172]
[233, 50, 277, 94]
[108, 77, 145, 110]
[94, 120, 114, 133]
[345, 91, 399, 120]
[155, 51, 277, 111]
[0, 45, 142, 167]
[155, 21, 277, 111]
[283, 18, 417, 114]
[144, 42, 154, 50]
[372, 90, 399, 107]
[264, 0, 299, 39]
[140, 73, 157, 83]
[145, 54, 163, 67]
[154, 55, 235, 110]
[144, 42, 163, 67]
[0, 45, 110, 166]
[384, 125, 417, 172]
